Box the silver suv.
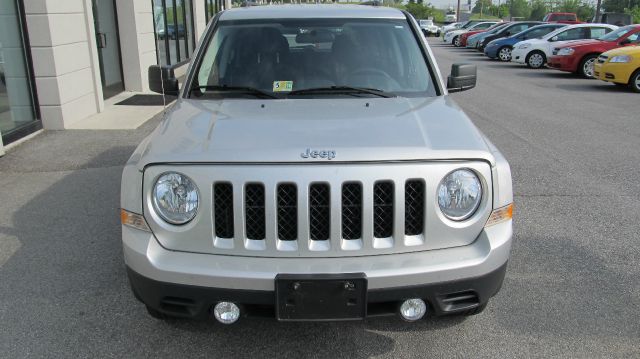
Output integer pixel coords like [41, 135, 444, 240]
[121, 5, 513, 323]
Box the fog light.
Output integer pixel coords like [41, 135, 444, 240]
[213, 302, 240, 324]
[399, 299, 427, 322]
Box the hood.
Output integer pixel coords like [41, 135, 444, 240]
[133, 97, 494, 169]
[602, 45, 640, 57]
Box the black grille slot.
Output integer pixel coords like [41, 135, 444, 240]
[277, 184, 297, 241]
[404, 180, 425, 236]
[342, 183, 362, 239]
[245, 184, 265, 240]
[373, 181, 394, 238]
[214, 183, 234, 238]
[309, 183, 330, 241]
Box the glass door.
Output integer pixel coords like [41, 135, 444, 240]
[92, 0, 124, 99]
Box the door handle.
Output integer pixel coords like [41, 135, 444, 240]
[97, 33, 107, 49]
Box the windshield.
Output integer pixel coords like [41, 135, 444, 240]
[599, 26, 632, 41]
[192, 18, 436, 98]
[420, 20, 433, 26]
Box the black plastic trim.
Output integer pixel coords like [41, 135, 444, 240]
[127, 263, 507, 321]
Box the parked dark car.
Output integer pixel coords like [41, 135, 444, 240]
[592, 13, 633, 26]
[476, 21, 543, 52]
[158, 24, 186, 39]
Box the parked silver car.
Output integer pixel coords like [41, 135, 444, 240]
[121, 5, 514, 324]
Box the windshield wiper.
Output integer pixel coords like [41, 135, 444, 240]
[193, 85, 278, 99]
[288, 86, 396, 98]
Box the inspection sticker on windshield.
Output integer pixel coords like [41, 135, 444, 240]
[273, 81, 293, 92]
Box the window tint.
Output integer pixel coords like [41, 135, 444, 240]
[590, 27, 609, 39]
[194, 19, 436, 97]
[553, 27, 586, 41]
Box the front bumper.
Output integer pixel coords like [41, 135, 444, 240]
[484, 44, 499, 58]
[594, 62, 633, 85]
[511, 48, 528, 64]
[123, 219, 512, 320]
[547, 55, 578, 72]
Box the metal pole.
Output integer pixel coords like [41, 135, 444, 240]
[457, 0, 461, 22]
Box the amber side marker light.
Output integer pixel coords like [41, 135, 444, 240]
[121, 209, 151, 232]
[485, 203, 513, 227]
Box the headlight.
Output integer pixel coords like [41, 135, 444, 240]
[517, 43, 531, 50]
[557, 48, 575, 56]
[437, 169, 482, 221]
[152, 172, 199, 224]
[609, 55, 632, 63]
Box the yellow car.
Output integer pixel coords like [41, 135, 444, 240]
[594, 46, 640, 92]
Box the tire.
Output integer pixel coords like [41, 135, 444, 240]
[497, 46, 512, 62]
[578, 54, 598, 78]
[453, 36, 461, 47]
[526, 51, 546, 69]
[628, 69, 640, 93]
[146, 305, 170, 320]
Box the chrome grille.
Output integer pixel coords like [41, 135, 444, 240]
[277, 184, 297, 241]
[341, 183, 363, 240]
[552, 48, 559, 55]
[214, 183, 234, 238]
[597, 55, 608, 64]
[404, 180, 425, 236]
[245, 184, 265, 240]
[373, 181, 394, 238]
[309, 183, 331, 241]
[144, 163, 493, 257]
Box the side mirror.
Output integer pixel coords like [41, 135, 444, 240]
[505, 31, 511, 36]
[550, 36, 559, 42]
[447, 63, 477, 93]
[619, 38, 631, 45]
[148, 65, 179, 95]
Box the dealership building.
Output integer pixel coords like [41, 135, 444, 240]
[0, 0, 229, 154]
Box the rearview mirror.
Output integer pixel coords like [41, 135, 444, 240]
[447, 63, 477, 93]
[148, 65, 179, 96]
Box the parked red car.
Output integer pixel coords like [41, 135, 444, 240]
[547, 25, 640, 78]
[543, 12, 582, 24]
[460, 23, 507, 47]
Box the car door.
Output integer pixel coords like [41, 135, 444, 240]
[544, 27, 588, 54]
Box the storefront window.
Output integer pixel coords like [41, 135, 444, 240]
[152, 0, 196, 66]
[0, 0, 40, 145]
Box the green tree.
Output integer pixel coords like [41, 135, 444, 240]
[507, 0, 532, 18]
[529, 0, 549, 20]
[472, 0, 493, 14]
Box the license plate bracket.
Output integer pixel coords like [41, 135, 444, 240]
[275, 273, 367, 321]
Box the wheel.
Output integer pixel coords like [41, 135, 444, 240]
[578, 54, 598, 78]
[146, 305, 170, 320]
[453, 36, 461, 47]
[526, 51, 546, 69]
[497, 46, 512, 62]
[628, 69, 640, 93]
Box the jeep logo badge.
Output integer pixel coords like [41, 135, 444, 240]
[300, 148, 336, 160]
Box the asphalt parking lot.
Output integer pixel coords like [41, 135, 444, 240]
[1, 37, 639, 358]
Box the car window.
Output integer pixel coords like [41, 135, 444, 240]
[474, 23, 494, 30]
[598, 26, 631, 41]
[556, 14, 577, 21]
[590, 27, 610, 39]
[627, 33, 640, 43]
[194, 18, 436, 98]
[553, 27, 586, 41]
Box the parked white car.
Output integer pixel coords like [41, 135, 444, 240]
[419, 19, 441, 37]
[442, 22, 463, 34]
[511, 23, 618, 68]
[444, 22, 499, 46]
